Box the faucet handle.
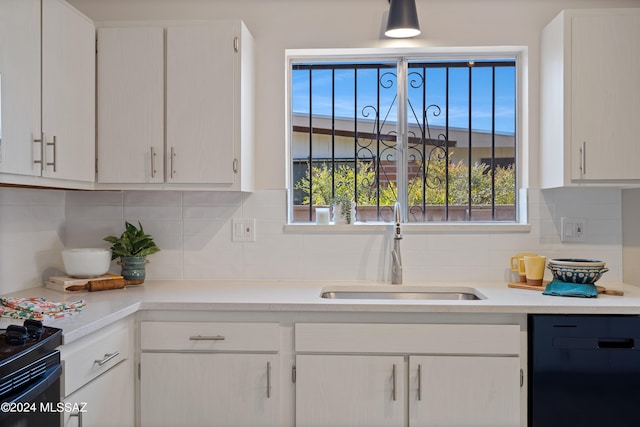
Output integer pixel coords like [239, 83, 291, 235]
[393, 201, 402, 238]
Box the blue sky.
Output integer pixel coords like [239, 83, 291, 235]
[292, 62, 516, 134]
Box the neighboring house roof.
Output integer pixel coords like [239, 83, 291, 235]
[292, 113, 514, 149]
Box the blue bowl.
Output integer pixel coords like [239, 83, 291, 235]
[546, 264, 609, 284]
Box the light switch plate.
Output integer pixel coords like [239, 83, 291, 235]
[561, 217, 586, 242]
[232, 218, 256, 242]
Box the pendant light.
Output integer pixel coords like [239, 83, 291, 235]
[385, 0, 421, 38]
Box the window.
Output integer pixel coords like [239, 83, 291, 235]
[289, 54, 517, 223]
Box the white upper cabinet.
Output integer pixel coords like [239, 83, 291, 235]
[41, 0, 95, 182]
[97, 27, 164, 183]
[0, 0, 95, 185]
[0, 0, 40, 176]
[166, 24, 235, 184]
[540, 8, 640, 188]
[97, 21, 255, 190]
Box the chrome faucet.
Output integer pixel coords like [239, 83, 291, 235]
[391, 201, 403, 285]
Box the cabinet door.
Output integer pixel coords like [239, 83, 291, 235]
[409, 356, 520, 427]
[296, 354, 405, 427]
[97, 27, 164, 183]
[166, 24, 236, 184]
[41, 0, 95, 182]
[571, 13, 640, 180]
[0, 0, 41, 176]
[63, 359, 135, 427]
[140, 352, 279, 427]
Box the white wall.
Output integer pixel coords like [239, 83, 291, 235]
[61, 187, 623, 284]
[0, 188, 66, 293]
[0, 185, 625, 291]
[622, 189, 640, 286]
[69, 0, 640, 189]
[1, 0, 635, 292]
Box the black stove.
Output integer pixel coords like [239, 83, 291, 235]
[0, 319, 63, 427]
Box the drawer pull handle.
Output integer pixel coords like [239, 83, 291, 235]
[46, 135, 57, 172]
[598, 338, 634, 349]
[417, 363, 422, 401]
[33, 133, 44, 171]
[94, 351, 119, 366]
[70, 411, 83, 427]
[392, 364, 397, 401]
[170, 147, 176, 179]
[151, 146, 157, 178]
[189, 335, 226, 341]
[266, 361, 272, 398]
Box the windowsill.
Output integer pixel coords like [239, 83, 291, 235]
[284, 222, 531, 233]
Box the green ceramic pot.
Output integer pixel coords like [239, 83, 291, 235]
[118, 256, 147, 281]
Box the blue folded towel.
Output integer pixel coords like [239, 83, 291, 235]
[543, 279, 598, 298]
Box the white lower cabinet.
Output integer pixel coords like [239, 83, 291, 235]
[63, 359, 134, 427]
[296, 354, 405, 427]
[59, 317, 134, 427]
[408, 356, 520, 426]
[295, 323, 521, 427]
[140, 353, 278, 427]
[139, 321, 280, 427]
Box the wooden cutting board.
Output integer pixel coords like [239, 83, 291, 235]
[508, 281, 623, 296]
[508, 281, 549, 291]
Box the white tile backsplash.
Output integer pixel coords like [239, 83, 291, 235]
[0, 186, 627, 291]
[0, 188, 66, 293]
[182, 191, 243, 206]
[124, 190, 182, 205]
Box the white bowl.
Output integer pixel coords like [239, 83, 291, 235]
[548, 258, 606, 268]
[62, 248, 112, 278]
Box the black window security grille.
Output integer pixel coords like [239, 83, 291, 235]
[291, 59, 516, 223]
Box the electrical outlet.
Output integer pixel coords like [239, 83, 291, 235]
[232, 218, 256, 242]
[561, 217, 586, 242]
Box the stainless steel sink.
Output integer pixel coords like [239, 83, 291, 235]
[320, 286, 486, 301]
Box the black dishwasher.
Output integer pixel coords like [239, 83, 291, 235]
[529, 314, 640, 427]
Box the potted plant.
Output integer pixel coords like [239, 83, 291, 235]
[103, 221, 160, 281]
[331, 194, 356, 224]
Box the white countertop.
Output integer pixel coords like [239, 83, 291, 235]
[4, 280, 640, 344]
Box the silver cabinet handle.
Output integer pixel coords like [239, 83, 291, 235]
[266, 361, 272, 398]
[188, 335, 225, 341]
[233, 158, 238, 173]
[33, 133, 44, 171]
[150, 146, 157, 178]
[70, 411, 83, 427]
[46, 135, 57, 172]
[580, 141, 586, 175]
[170, 147, 176, 179]
[94, 351, 119, 366]
[417, 364, 422, 401]
[392, 364, 397, 401]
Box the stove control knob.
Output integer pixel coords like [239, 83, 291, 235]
[5, 325, 28, 346]
[24, 319, 44, 340]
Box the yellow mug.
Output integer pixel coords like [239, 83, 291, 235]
[510, 253, 537, 283]
[524, 255, 547, 286]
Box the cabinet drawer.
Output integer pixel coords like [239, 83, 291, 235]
[141, 322, 280, 352]
[60, 320, 131, 397]
[295, 323, 520, 355]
